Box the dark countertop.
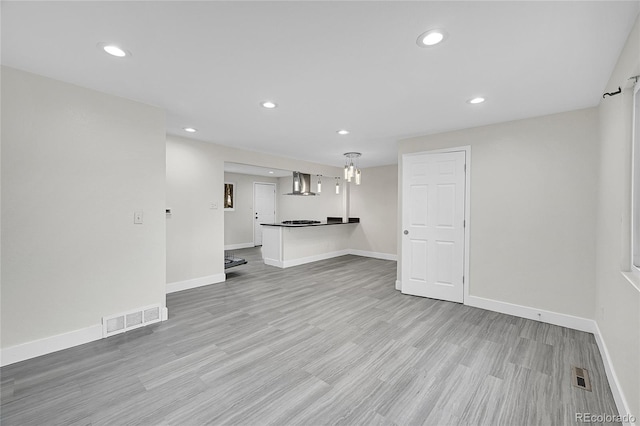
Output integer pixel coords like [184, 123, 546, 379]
[262, 217, 360, 227]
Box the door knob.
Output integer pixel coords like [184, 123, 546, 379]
[404, 230, 409, 235]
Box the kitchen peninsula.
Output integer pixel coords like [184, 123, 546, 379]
[261, 217, 359, 268]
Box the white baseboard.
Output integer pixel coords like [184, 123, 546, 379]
[264, 250, 350, 269]
[0, 324, 103, 367]
[265, 249, 397, 269]
[263, 258, 284, 268]
[224, 242, 255, 250]
[592, 322, 636, 426]
[349, 249, 397, 261]
[1, 306, 171, 367]
[166, 273, 226, 294]
[464, 295, 596, 333]
[282, 249, 350, 268]
[395, 280, 402, 291]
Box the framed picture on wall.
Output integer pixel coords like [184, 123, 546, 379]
[224, 182, 235, 211]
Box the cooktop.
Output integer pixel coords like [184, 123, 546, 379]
[281, 220, 321, 225]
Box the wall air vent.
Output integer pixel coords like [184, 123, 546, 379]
[106, 316, 125, 334]
[571, 366, 592, 392]
[102, 304, 162, 338]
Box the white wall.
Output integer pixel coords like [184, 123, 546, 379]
[595, 14, 640, 419]
[166, 139, 223, 286]
[1, 67, 167, 349]
[398, 108, 599, 320]
[166, 135, 343, 287]
[349, 164, 398, 257]
[223, 172, 279, 247]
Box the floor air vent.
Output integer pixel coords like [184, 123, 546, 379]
[571, 366, 592, 392]
[102, 305, 162, 338]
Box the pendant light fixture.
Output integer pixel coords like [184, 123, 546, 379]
[343, 152, 362, 185]
[335, 177, 340, 194]
[317, 175, 322, 193]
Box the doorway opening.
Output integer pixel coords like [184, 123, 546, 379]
[254, 182, 276, 246]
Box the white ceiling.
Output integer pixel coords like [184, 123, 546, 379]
[2, 1, 638, 168]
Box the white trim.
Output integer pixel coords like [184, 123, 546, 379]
[462, 147, 471, 304]
[264, 248, 398, 269]
[265, 249, 350, 268]
[282, 249, 350, 268]
[621, 271, 640, 293]
[395, 280, 402, 291]
[263, 258, 284, 268]
[1, 305, 170, 367]
[166, 273, 226, 294]
[264, 248, 397, 268]
[349, 249, 397, 261]
[631, 83, 640, 273]
[0, 324, 103, 367]
[464, 295, 596, 333]
[224, 242, 255, 250]
[593, 322, 636, 426]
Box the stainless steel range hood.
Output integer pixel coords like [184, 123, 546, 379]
[286, 171, 317, 196]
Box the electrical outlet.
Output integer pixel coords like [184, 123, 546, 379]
[134, 210, 143, 224]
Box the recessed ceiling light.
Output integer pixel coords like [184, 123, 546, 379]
[261, 101, 278, 109]
[417, 29, 446, 47]
[97, 43, 130, 58]
[337, 129, 350, 135]
[183, 127, 197, 133]
[467, 97, 486, 104]
[268, 171, 274, 174]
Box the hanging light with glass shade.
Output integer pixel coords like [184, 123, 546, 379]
[335, 177, 340, 194]
[317, 175, 322, 193]
[343, 152, 362, 185]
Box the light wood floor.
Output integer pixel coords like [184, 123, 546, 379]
[1, 248, 619, 425]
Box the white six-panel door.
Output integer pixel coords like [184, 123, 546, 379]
[401, 150, 466, 303]
[254, 183, 276, 246]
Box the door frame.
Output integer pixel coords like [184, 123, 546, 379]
[400, 145, 471, 302]
[253, 181, 277, 246]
